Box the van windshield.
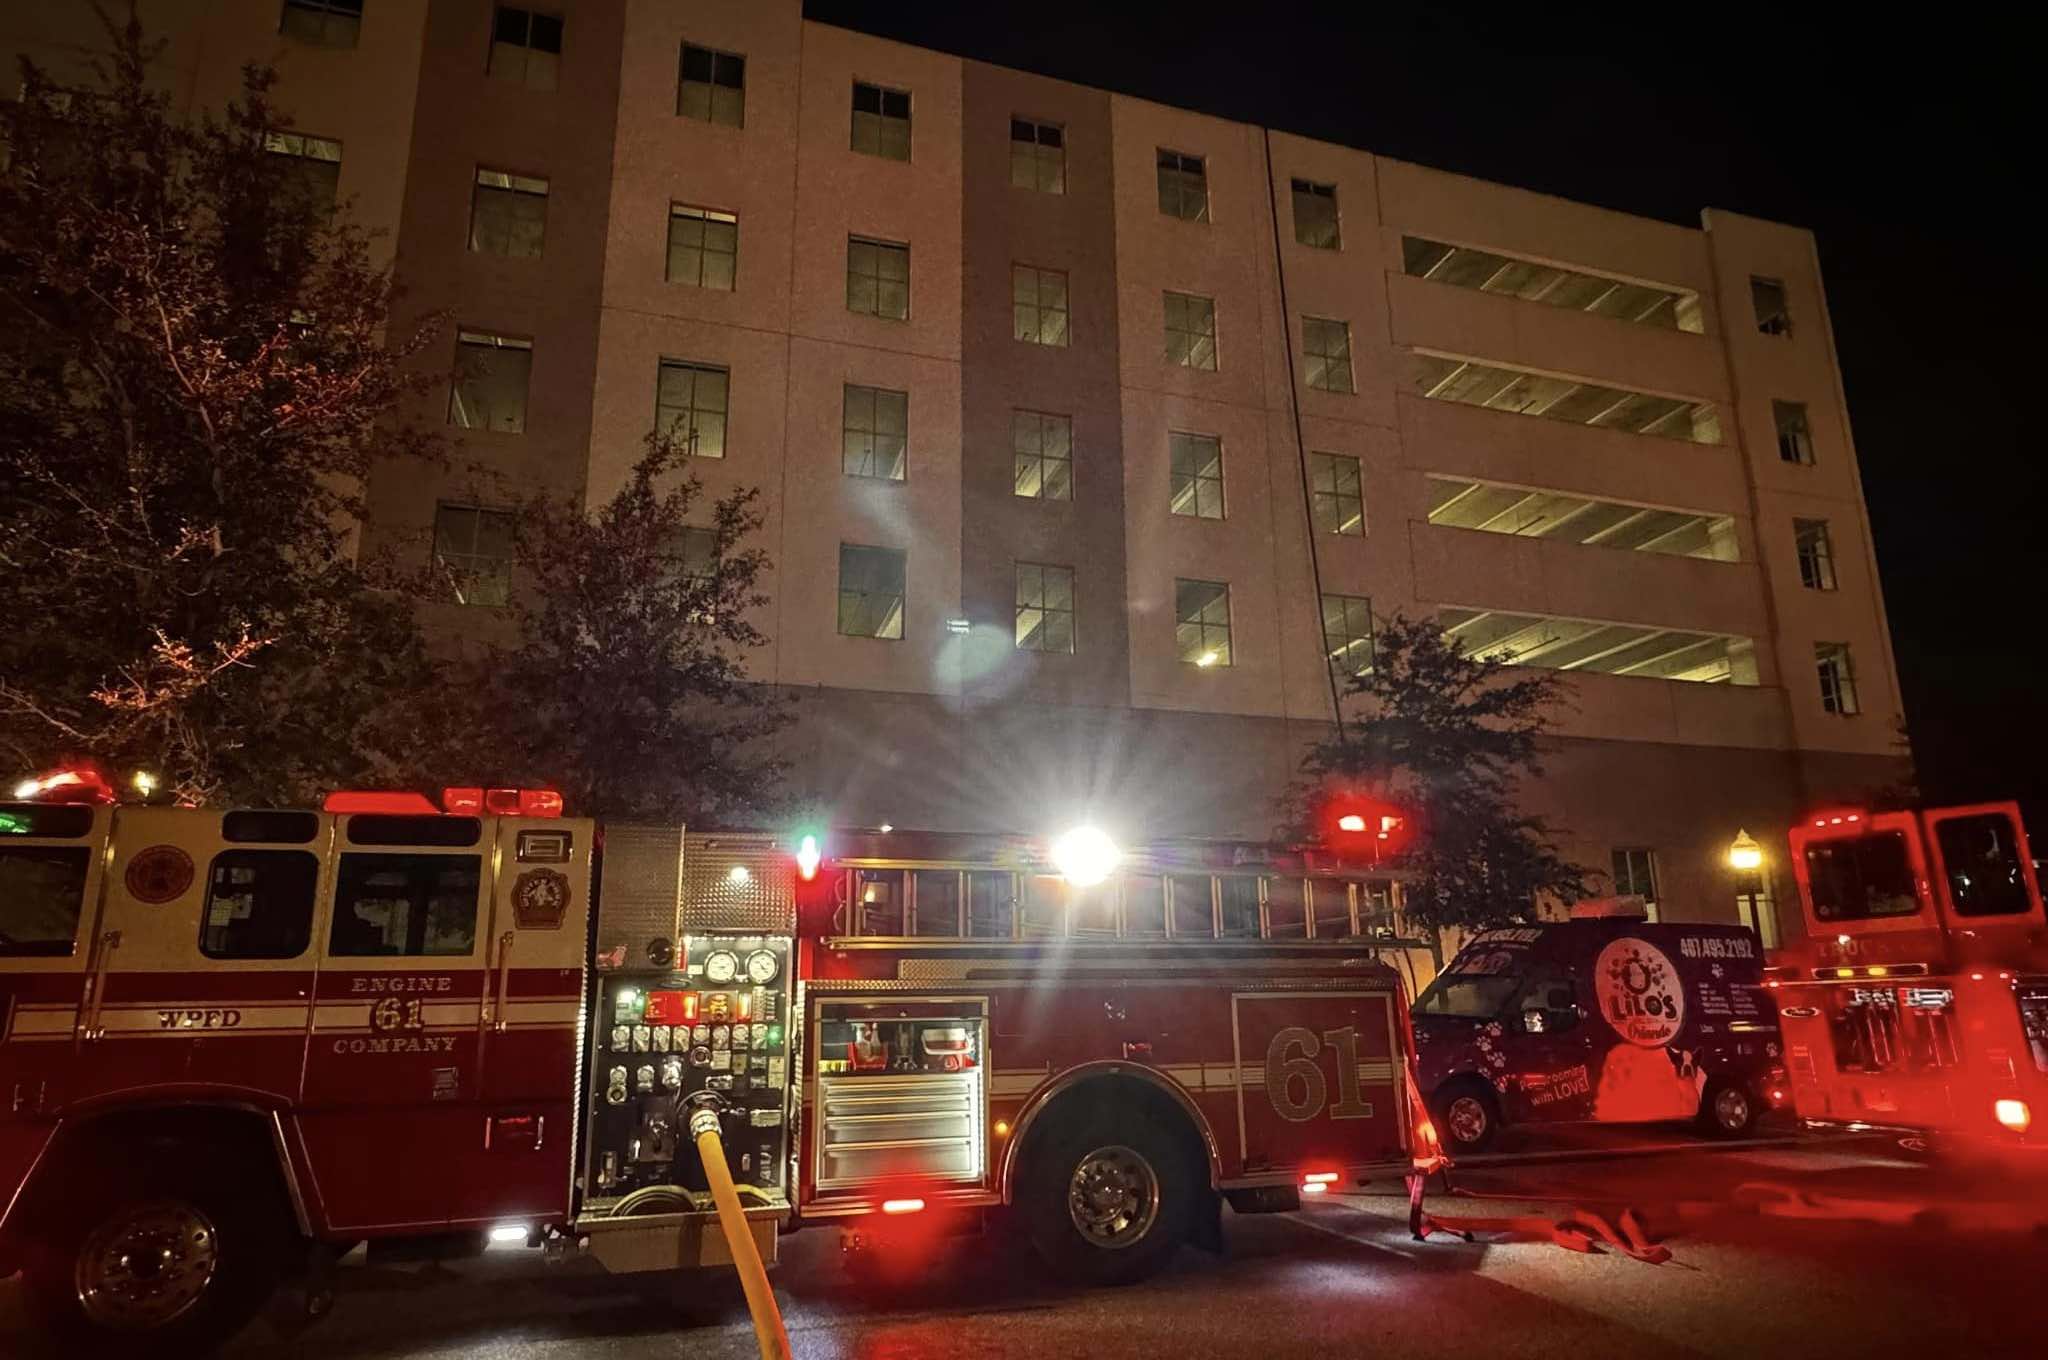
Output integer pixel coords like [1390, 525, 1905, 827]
[1414, 974, 1520, 1019]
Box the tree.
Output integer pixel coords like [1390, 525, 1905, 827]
[1287, 613, 1595, 935]
[0, 12, 445, 804]
[435, 434, 789, 823]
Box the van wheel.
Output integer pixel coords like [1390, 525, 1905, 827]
[23, 1165, 285, 1354]
[1698, 1079, 1758, 1137]
[1020, 1112, 1193, 1286]
[1431, 1080, 1501, 1154]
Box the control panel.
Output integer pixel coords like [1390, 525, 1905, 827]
[581, 933, 793, 1214]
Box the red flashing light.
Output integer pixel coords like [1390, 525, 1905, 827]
[1995, 1099, 2032, 1134]
[1301, 1182, 1328, 1195]
[1808, 808, 1869, 830]
[520, 789, 564, 818]
[324, 790, 441, 815]
[1303, 1172, 1340, 1184]
[1336, 813, 1367, 833]
[795, 833, 823, 882]
[443, 786, 484, 814]
[881, 1198, 925, 1215]
[11, 766, 116, 805]
[1322, 794, 1411, 857]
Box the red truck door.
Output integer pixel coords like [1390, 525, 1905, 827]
[1231, 989, 1408, 1172]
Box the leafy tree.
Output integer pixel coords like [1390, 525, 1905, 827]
[1288, 613, 1595, 935]
[435, 435, 789, 824]
[0, 13, 445, 804]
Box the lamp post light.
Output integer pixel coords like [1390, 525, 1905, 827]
[1727, 829, 1764, 871]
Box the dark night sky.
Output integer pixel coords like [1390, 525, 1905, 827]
[808, 3, 2045, 810]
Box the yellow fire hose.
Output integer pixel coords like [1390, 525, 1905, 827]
[688, 1102, 793, 1360]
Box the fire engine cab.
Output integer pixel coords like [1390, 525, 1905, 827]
[1768, 800, 2048, 1152]
[0, 774, 1437, 1350]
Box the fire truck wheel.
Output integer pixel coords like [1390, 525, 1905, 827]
[23, 1164, 287, 1354]
[1430, 1079, 1500, 1154]
[1021, 1113, 1194, 1286]
[1697, 1078, 1759, 1137]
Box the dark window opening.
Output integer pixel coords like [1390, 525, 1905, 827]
[1804, 832, 1921, 921]
[330, 853, 481, 956]
[1936, 813, 2034, 918]
[0, 845, 89, 956]
[202, 851, 319, 959]
[223, 810, 321, 844]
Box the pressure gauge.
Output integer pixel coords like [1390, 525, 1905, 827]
[745, 949, 779, 985]
[703, 950, 740, 984]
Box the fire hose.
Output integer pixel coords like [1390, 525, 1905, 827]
[686, 1097, 793, 1360]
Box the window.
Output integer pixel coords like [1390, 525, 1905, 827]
[1291, 178, 1339, 249]
[1402, 236, 1704, 333]
[1321, 594, 1374, 678]
[1412, 354, 1723, 446]
[1774, 400, 1814, 464]
[678, 44, 743, 125]
[469, 168, 547, 258]
[1735, 871, 1779, 950]
[1303, 316, 1354, 393]
[1427, 475, 1738, 562]
[1123, 875, 1168, 938]
[201, 850, 318, 959]
[1612, 848, 1660, 920]
[851, 81, 911, 160]
[264, 131, 342, 213]
[842, 383, 907, 481]
[854, 869, 905, 935]
[281, 0, 361, 49]
[1751, 276, 1791, 336]
[1168, 432, 1224, 519]
[432, 504, 514, 607]
[1175, 578, 1232, 667]
[655, 360, 729, 459]
[1804, 833, 1920, 921]
[1156, 149, 1207, 222]
[667, 205, 737, 289]
[448, 330, 531, 433]
[1013, 410, 1073, 500]
[488, 6, 562, 91]
[1795, 518, 1837, 591]
[674, 525, 719, 584]
[1021, 876, 1064, 938]
[1163, 291, 1217, 370]
[1817, 642, 1860, 715]
[1310, 452, 1364, 536]
[330, 853, 481, 956]
[846, 237, 909, 320]
[1934, 813, 2032, 918]
[839, 544, 905, 639]
[1014, 562, 1075, 654]
[1439, 607, 1759, 685]
[1012, 265, 1070, 347]
[0, 845, 89, 957]
[1010, 117, 1064, 193]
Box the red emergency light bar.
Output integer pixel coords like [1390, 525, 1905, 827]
[10, 766, 116, 804]
[1807, 808, 1867, 829]
[323, 790, 441, 815]
[323, 787, 565, 817]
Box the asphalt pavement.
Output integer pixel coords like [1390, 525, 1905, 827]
[6, 1127, 2046, 1359]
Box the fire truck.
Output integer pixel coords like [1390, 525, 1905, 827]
[0, 773, 1439, 1349]
[1767, 800, 2048, 1153]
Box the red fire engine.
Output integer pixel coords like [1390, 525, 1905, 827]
[1767, 800, 2048, 1152]
[0, 774, 1439, 1349]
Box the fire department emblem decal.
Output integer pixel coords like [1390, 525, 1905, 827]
[1594, 937, 1686, 1048]
[513, 867, 570, 930]
[125, 844, 194, 905]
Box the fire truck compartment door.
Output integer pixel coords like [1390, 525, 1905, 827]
[1231, 991, 1405, 1173]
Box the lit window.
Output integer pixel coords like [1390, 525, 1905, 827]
[655, 360, 729, 459]
[1794, 518, 1837, 591]
[1427, 475, 1738, 562]
[1611, 848, 1659, 920]
[1751, 276, 1791, 336]
[1013, 410, 1073, 501]
[1816, 643, 1860, 715]
[264, 131, 342, 213]
[1010, 117, 1064, 193]
[469, 168, 548, 258]
[851, 81, 911, 161]
[1156, 148, 1208, 222]
[1309, 452, 1364, 536]
[667, 205, 737, 289]
[1013, 264, 1070, 346]
[1014, 562, 1075, 654]
[847, 237, 909, 320]
[1169, 432, 1224, 520]
[839, 544, 905, 640]
[1303, 316, 1354, 393]
[448, 330, 531, 433]
[487, 6, 562, 91]
[1411, 354, 1722, 446]
[1774, 400, 1814, 465]
[678, 44, 744, 127]
[1320, 594, 1374, 677]
[433, 504, 515, 607]
[1402, 235, 1703, 333]
[1164, 291, 1216, 370]
[1735, 872, 1778, 950]
[1438, 607, 1759, 685]
[280, 0, 361, 49]
[842, 384, 908, 481]
[1175, 579, 1232, 667]
[1291, 178, 1339, 249]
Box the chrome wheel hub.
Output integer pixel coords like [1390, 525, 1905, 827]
[1446, 1095, 1489, 1145]
[1714, 1087, 1751, 1131]
[1067, 1145, 1159, 1249]
[76, 1201, 219, 1331]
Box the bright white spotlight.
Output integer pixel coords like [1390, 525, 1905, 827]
[1051, 826, 1121, 887]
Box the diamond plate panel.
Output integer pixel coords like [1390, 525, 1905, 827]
[682, 833, 795, 933]
[596, 823, 686, 949]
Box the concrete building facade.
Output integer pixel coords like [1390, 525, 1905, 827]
[3, 0, 1908, 945]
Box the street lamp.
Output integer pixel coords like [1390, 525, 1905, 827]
[1728, 829, 1764, 871]
[1050, 826, 1121, 887]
